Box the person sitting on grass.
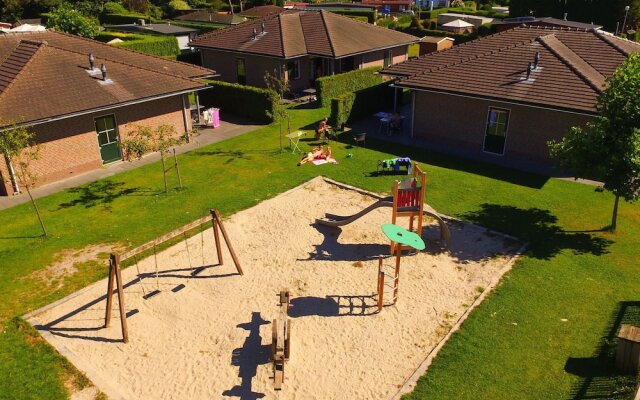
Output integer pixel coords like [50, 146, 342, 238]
[315, 117, 330, 140]
[298, 146, 325, 166]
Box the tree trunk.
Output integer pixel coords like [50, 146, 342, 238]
[228, 0, 234, 14]
[160, 151, 168, 193]
[25, 184, 47, 237]
[611, 194, 620, 231]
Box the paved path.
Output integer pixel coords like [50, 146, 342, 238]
[0, 117, 263, 211]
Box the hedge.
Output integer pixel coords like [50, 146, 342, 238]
[198, 80, 278, 124]
[329, 82, 394, 130]
[418, 7, 507, 19]
[95, 32, 181, 57]
[316, 67, 383, 108]
[330, 10, 377, 23]
[99, 13, 150, 25]
[167, 20, 226, 33]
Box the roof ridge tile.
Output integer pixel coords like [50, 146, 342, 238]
[592, 29, 638, 57]
[537, 33, 605, 92]
[319, 11, 337, 58]
[0, 39, 45, 96]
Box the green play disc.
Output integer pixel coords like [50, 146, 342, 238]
[381, 224, 425, 251]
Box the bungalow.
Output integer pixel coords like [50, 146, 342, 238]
[0, 30, 216, 196]
[382, 26, 640, 172]
[494, 17, 604, 33]
[190, 10, 418, 92]
[239, 5, 285, 18]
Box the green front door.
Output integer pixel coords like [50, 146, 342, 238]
[95, 115, 121, 164]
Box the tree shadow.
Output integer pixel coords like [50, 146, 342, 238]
[188, 149, 280, 164]
[461, 204, 612, 260]
[565, 301, 640, 399]
[222, 312, 270, 400]
[289, 295, 378, 318]
[56, 180, 150, 211]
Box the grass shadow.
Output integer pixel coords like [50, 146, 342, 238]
[461, 204, 612, 260]
[565, 301, 640, 399]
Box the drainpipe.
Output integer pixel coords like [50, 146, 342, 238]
[4, 153, 19, 194]
[195, 92, 202, 124]
[181, 94, 190, 143]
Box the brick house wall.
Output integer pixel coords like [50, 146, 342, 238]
[412, 91, 593, 169]
[0, 94, 190, 196]
[200, 45, 408, 91]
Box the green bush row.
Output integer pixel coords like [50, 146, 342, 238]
[330, 10, 377, 24]
[329, 82, 394, 130]
[99, 13, 150, 25]
[396, 26, 479, 44]
[167, 20, 226, 33]
[95, 32, 181, 57]
[347, 15, 370, 23]
[316, 67, 383, 108]
[198, 80, 278, 124]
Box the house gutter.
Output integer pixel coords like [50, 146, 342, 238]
[1, 85, 217, 131]
[390, 84, 598, 117]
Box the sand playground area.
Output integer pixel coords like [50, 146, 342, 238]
[28, 177, 523, 400]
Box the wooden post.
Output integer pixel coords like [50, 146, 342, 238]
[104, 254, 116, 327]
[211, 209, 243, 275]
[377, 271, 385, 312]
[104, 253, 129, 343]
[211, 210, 223, 266]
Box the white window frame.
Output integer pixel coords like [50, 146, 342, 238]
[482, 107, 510, 156]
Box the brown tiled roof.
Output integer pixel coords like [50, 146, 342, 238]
[240, 5, 284, 18]
[382, 26, 640, 114]
[0, 30, 214, 79]
[0, 34, 213, 126]
[190, 10, 418, 59]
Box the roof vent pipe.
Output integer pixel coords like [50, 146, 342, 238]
[101, 64, 107, 81]
[563, 13, 568, 20]
[261, 22, 265, 33]
[533, 51, 540, 69]
[526, 62, 533, 80]
[89, 53, 95, 70]
[252, 27, 257, 40]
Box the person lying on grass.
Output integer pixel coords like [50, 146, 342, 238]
[297, 146, 337, 165]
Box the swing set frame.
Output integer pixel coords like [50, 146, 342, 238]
[104, 209, 242, 343]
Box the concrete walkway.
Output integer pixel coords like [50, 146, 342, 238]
[0, 116, 263, 211]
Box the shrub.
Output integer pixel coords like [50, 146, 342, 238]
[330, 82, 394, 130]
[103, 1, 128, 14]
[316, 67, 384, 108]
[409, 15, 422, 28]
[198, 80, 278, 124]
[419, 8, 450, 19]
[450, 0, 465, 7]
[168, 0, 191, 11]
[46, 4, 99, 38]
[464, 1, 477, 11]
[100, 13, 149, 25]
[95, 32, 181, 57]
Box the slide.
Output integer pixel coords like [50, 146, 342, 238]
[316, 197, 394, 227]
[316, 199, 451, 249]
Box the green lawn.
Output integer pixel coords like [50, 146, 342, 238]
[1, 105, 639, 399]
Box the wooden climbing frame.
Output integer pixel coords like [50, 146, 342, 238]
[104, 209, 242, 343]
[376, 254, 402, 312]
[272, 290, 292, 390]
[391, 163, 426, 254]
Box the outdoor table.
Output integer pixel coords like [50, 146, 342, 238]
[286, 130, 306, 153]
[302, 88, 317, 102]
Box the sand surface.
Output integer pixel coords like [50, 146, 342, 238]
[31, 178, 521, 400]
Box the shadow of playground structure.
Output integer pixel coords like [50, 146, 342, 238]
[566, 301, 640, 399]
[223, 312, 271, 400]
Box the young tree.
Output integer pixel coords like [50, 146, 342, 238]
[46, 3, 99, 38]
[264, 69, 290, 152]
[548, 53, 640, 231]
[0, 124, 47, 236]
[121, 125, 185, 193]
